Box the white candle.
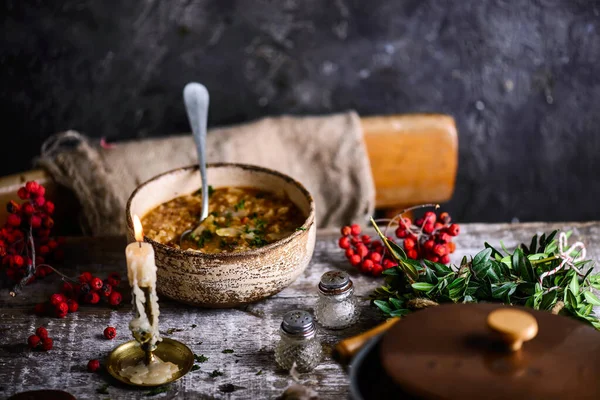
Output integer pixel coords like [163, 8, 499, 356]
[125, 215, 160, 348]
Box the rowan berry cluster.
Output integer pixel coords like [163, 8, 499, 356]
[34, 272, 123, 318]
[1, 181, 63, 289]
[394, 211, 459, 264]
[338, 210, 460, 276]
[27, 326, 53, 351]
[338, 224, 398, 277]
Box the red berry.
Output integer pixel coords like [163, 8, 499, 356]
[34, 196, 45, 207]
[448, 224, 460, 236]
[25, 181, 40, 193]
[90, 277, 103, 291]
[78, 282, 91, 295]
[356, 244, 369, 258]
[35, 186, 46, 198]
[372, 264, 383, 277]
[30, 215, 42, 229]
[6, 200, 20, 214]
[439, 212, 450, 223]
[84, 292, 100, 305]
[55, 302, 69, 318]
[395, 227, 407, 238]
[22, 203, 35, 215]
[345, 248, 355, 259]
[109, 291, 122, 306]
[440, 255, 451, 264]
[426, 255, 440, 263]
[438, 233, 452, 244]
[7, 214, 21, 227]
[423, 223, 434, 234]
[361, 235, 371, 244]
[433, 244, 448, 257]
[404, 238, 416, 250]
[79, 272, 93, 283]
[401, 217, 412, 228]
[41, 337, 53, 351]
[108, 272, 121, 285]
[34, 303, 46, 315]
[12, 255, 24, 268]
[407, 249, 418, 259]
[101, 283, 112, 297]
[423, 240, 435, 251]
[383, 259, 397, 269]
[50, 293, 66, 306]
[371, 240, 383, 249]
[447, 242, 456, 253]
[103, 326, 117, 340]
[349, 254, 362, 267]
[36, 327, 48, 340]
[350, 224, 361, 236]
[44, 201, 55, 214]
[338, 236, 351, 249]
[424, 211, 437, 224]
[39, 245, 50, 255]
[67, 299, 79, 313]
[17, 187, 30, 199]
[434, 222, 444, 231]
[415, 218, 424, 226]
[340, 226, 351, 236]
[87, 359, 101, 372]
[48, 240, 58, 250]
[369, 252, 382, 263]
[28, 335, 41, 349]
[361, 259, 374, 274]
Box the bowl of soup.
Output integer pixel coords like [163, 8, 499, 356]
[125, 163, 316, 308]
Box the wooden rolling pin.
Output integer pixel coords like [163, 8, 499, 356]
[333, 317, 400, 364]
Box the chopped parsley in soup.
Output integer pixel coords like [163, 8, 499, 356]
[141, 186, 306, 253]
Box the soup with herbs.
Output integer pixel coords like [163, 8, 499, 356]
[141, 186, 306, 253]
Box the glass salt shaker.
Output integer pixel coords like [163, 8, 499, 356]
[314, 271, 359, 329]
[275, 310, 322, 372]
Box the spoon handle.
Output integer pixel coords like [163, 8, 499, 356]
[183, 83, 210, 221]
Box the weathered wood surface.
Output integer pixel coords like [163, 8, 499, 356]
[1, 222, 599, 400]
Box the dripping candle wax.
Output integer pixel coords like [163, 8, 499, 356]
[126, 215, 161, 361]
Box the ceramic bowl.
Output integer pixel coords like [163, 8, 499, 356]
[126, 163, 316, 308]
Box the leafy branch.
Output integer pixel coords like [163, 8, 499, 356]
[370, 218, 600, 329]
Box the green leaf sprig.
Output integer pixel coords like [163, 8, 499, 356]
[370, 218, 600, 329]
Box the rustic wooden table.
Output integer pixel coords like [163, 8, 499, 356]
[1, 222, 599, 400]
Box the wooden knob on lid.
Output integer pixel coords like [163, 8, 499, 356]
[486, 308, 538, 351]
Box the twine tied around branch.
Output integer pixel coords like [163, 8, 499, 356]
[538, 232, 586, 285]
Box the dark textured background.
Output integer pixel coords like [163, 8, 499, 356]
[1, 0, 600, 222]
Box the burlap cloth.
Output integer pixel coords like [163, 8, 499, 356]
[37, 111, 375, 236]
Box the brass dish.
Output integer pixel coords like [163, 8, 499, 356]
[106, 338, 194, 387]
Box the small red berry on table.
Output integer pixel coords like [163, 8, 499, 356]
[85, 292, 101, 305]
[67, 299, 79, 313]
[79, 272, 93, 284]
[90, 277, 103, 291]
[338, 236, 350, 249]
[340, 226, 351, 236]
[104, 326, 117, 340]
[35, 327, 48, 340]
[101, 283, 113, 297]
[109, 291, 122, 306]
[107, 272, 121, 287]
[50, 293, 66, 306]
[41, 337, 53, 351]
[55, 302, 69, 318]
[87, 359, 101, 372]
[350, 224, 361, 236]
[27, 335, 41, 349]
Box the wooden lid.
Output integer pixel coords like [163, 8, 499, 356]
[380, 303, 600, 400]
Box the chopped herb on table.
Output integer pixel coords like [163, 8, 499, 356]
[191, 324, 197, 328]
[194, 354, 209, 363]
[165, 328, 184, 335]
[209, 370, 224, 378]
[370, 219, 600, 330]
[222, 349, 234, 354]
[96, 384, 109, 394]
[191, 365, 201, 372]
[145, 385, 170, 396]
[256, 370, 263, 375]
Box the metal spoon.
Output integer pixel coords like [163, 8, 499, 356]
[180, 82, 210, 247]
